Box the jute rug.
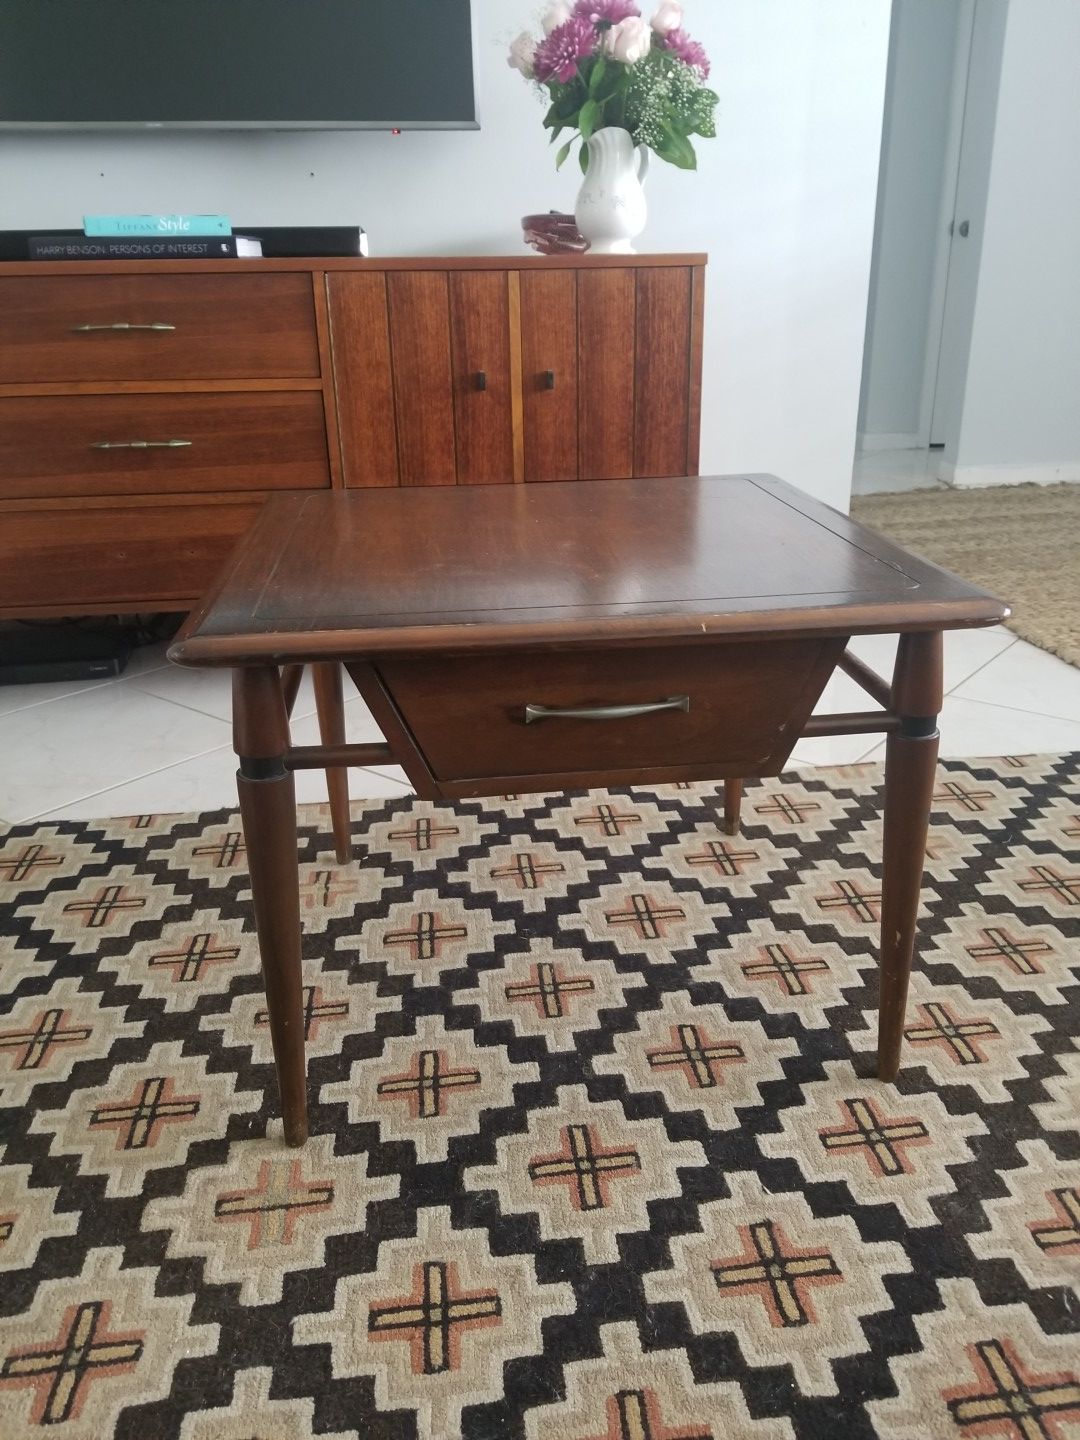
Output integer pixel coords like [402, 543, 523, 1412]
[851, 483, 1080, 669]
[1, 758, 1078, 1439]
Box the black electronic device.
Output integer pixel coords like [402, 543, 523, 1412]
[0, 625, 133, 686]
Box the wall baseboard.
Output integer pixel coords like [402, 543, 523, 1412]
[856, 430, 922, 453]
[938, 459, 1080, 488]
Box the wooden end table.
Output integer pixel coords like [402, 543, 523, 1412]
[170, 474, 1007, 1146]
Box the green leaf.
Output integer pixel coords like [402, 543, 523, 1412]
[555, 138, 574, 170]
[589, 57, 607, 94]
[548, 123, 565, 144]
[654, 123, 697, 170]
[578, 98, 601, 141]
[579, 141, 591, 175]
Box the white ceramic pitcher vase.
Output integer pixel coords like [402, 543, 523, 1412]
[575, 126, 650, 255]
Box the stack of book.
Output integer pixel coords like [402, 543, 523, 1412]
[27, 214, 263, 260]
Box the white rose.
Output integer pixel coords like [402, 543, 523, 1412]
[603, 15, 652, 64]
[541, 1, 573, 34]
[651, 1, 683, 33]
[507, 30, 537, 77]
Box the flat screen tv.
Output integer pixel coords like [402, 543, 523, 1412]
[0, 0, 477, 129]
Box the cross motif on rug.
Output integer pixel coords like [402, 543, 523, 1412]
[0, 1008, 92, 1071]
[0, 843, 63, 883]
[192, 831, 245, 868]
[368, 1261, 501, 1375]
[214, 1158, 334, 1248]
[1017, 865, 1080, 906]
[741, 942, 831, 996]
[685, 839, 760, 877]
[149, 933, 242, 983]
[490, 853, 565, 890]
[300, 869, 355, 909]
[946, 1338, 1080, 1437]
[754, 793, 821, 824]
[89, 1075, 200, 1150]
[819, 1097, 929, 1177]
[529, 1123, 641, 1211]
[575, 804, 642, 838]
[0, 1215, 15, 1246]
[933, 781, 996, 813]
[965, 926, 1054, 976]
[388, 817, 459, 852]
[815, 879, 882, 924]
[604, 893, 686, 940]
[646, 1023, 744, 1089]
[256, 984, 349, 1042]
[584, 1388, 714, 1440]
[62, 885, 145, 929]
[383, 911, 468, 962]
[1029, 1187, 1080, 1256]
[376, 1049, 481, 1120]
[0, 1300, 143, 1425]
[904, 1000, 1000, 1065]
[711, 1218, 842, 1328]
[505, 962, 594, 1020]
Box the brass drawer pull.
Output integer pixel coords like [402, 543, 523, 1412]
[71, 322, 176, 333]
[524, 695, 690, 724]
[90, 439, 193, 450]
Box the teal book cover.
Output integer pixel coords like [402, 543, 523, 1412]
[83, 214, 232, 237]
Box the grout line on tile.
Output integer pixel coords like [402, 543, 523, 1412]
[943, 637, 1018, 697]
[19, 741, 240, 824]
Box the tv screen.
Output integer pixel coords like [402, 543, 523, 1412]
[0, 0, 477, 129]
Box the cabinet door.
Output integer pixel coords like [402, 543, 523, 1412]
[327, 272, 399, 487]
[578, 268, 636, 479]
[449, 272, 515, 485]
[520, 270, 578, 482]
[387, 272, 457, 486]
[634, 267, 694, 478]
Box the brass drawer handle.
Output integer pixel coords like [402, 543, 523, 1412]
[71, 322, 176, 332]
[90, 439, 193, 450]
[524, 695, 690, 724]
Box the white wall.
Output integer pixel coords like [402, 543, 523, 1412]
[0, 0, 891, 511]
[944, 0, 1080, 485]
[858, 0, 961, 446]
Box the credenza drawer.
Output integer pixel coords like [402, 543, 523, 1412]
[0, 392, 331, 499]
[0, 499, 264, 609]
[0, 274, 320, 382]
[378, 640, 842, 788]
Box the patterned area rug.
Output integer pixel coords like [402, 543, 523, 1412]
[851, 482, 1080, 668]
[1, 756, 1078, 1440]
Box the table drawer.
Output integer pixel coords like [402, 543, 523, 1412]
[0, 498, 264, 610]
[0, 274, 320, 382]
[0, 392, 331, 500]
[378, 640, 843, 788]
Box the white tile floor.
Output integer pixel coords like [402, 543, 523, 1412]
[2, 625, 1079, 825]
[852, 445, 948, 496]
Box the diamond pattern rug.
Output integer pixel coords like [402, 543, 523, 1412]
[1, 755, 1078, 1439]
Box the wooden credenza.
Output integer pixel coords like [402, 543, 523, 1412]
[0, 254, 705, 617]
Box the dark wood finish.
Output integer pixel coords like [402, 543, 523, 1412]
[281, 664, 304, 716]
[377, 639, 841, 785]
[0, 496, 264, 609]
[285, 742, 393, 770]
[634, 267, 693, 477]
[803, 711, 900, 737]
[0, 273, 320, 383]
[724, 779, 742, 836]
[686, 264, 706, 475]
[312, 662, 353, 863]
[449, 271, 515, 485]
[0, 255, 707, 278]
[386, 272, 457, 486]
[233, 666, 307, 1146]
[0, 391, 329, 500]
[577, 269, 635, 480]
[326, 272, 399, 488]
[838, 648, 893, 709]
[520, 270, 578, 482]
[311, 273, 344, 489]
[343, 662, 443, 802]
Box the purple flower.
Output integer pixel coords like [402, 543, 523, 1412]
[534, 16, 599, 83]
[573, 0, 642, 25]
[659, 26, 710, 77]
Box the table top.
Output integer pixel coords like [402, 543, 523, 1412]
[171, 474, 1007, 666]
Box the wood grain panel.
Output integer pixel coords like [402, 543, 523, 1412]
[327, 273, 399, 488]
[449, 271, 514, 485]
[0, 392, 329, 500]
[577, 268, 635, 479]
[0, 274, 320, 383]
[387, 272, 457, 486]
[519, 270, 578, 482]
[634, 267, 692, 477]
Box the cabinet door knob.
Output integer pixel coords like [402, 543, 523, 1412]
[476, 371, 487, 391]
[543, 369, 556, 390]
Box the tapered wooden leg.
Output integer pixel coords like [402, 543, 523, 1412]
[877, 631, 943, 1081]
[234, 666, 307, 1147]
[724, 779, 743, 835]
[313, 662, 352, 864]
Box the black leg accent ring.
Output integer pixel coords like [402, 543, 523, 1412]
[899, 715, 939, 739]
[238, 756, 289, 780]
